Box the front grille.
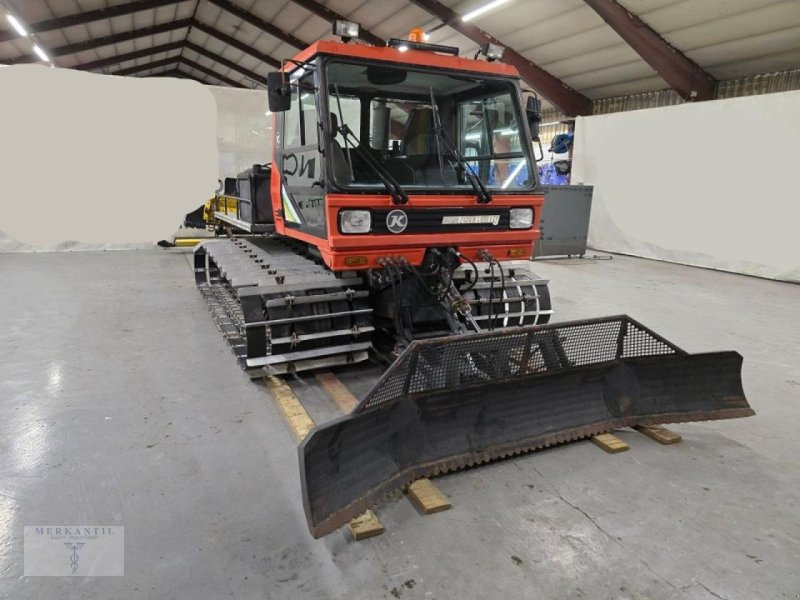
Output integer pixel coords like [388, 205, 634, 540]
[370, 208, 512, 234]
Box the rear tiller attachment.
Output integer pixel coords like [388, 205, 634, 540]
[299, 315, 753, 538]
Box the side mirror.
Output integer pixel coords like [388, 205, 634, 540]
[267, 72, 291, 112]
[526, 96, 542, 141]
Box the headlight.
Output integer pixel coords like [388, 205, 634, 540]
[509, 208, 533, 229]
[339, 209, 371, 234]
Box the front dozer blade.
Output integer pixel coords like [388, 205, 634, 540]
[300, 316, 754, 538]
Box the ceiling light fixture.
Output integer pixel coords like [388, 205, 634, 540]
[32, 44, 50, 63]
[462, 0, 512, 22]
[6, 13, 28, 36]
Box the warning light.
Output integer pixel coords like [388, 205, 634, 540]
[408, 28, 426, 43]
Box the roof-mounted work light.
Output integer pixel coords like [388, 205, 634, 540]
[477, 42, 505, 62]
[333, 19, 360, 42]
[388, 38, 459, 56]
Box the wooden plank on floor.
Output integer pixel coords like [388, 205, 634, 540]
[634, 425, 682, 445]
[315, 371, 358, 413]
[347, 509, 385, 540]
[407, 478, 451, 514]
[591, 433, 630, 454]
[264, 376, 315, 442]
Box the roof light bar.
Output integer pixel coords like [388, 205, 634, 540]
[462, 0, 512, 22]
[6, 13, 28, 36]
[387, 38, 459, 56]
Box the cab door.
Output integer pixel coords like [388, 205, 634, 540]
[277, 69, 327, 239]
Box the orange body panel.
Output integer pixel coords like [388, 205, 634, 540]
[286, 40, 521, 79]
[272, 180, 544, 271]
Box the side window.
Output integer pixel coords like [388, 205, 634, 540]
[459, 98, 487, 156]
[458, 94, 522, 155]
[300, 89, 318, 147]
[281, 71, 326, 236]
[484, 95, 521, 155]
[458, 92, 529, 188]
[284, 75, 318, 148]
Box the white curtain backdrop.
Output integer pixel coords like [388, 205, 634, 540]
[572, 90, 800, 282]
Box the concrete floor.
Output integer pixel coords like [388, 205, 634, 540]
[1, 249, 798, 599]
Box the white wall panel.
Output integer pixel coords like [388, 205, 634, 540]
[0, 65, 218, 250]
[572, 90, 800, 282]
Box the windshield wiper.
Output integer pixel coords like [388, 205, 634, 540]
[429, 89, 492, 204]
[332, 86, 408, 205]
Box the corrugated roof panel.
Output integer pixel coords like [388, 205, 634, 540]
[271, 2, 324, 42]
[132, 10, 156, 29]
[516, 9, 613, 56]
[712, 48, 800, 81]
[563, 60, 660, 92]
[83, 17, 114, 43]
[211, 40, 246, 66]
[0, 38, 31, 60]
[630, 0, 789, 33]
[116, 48, 181, 71]
[196, 1, 224, 23]
[189, 49, 227, 74]
[347, 2, 408, 35]
[199, 34, 234, 59]
[9, 1, 59, 22]
[655, 1, 800, 49]
[266, 40, 301, 62]
[210, 8, 288, 55]
[289, 19, 333, 47]
[686, 26, 800, 76]
[237, 52, 263, 74]
[540, 44, 652, 81]
[580, 74, 670, 99]
[246, 0, 292, 24]
[28, 29, 71, 49]
[446, 0, 586, 39]
[366, 3, 433, 40]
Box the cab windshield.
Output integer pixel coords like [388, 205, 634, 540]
[324, 60, 535, 192]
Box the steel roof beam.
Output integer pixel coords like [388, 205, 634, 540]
[180, 56, 245, 88]
[407, 0, 592, 116]
[110, 55, 245, 88]
[191, 20, 281, 69]
[149, 69, 210, 84]
[4, 19, 192, 64]
[205, 0, 306, 49]
[289, 0, 384, 47]
[113, 55, 179, 76]
[0, 0, 185, 43]
[583, 0, 716, 101]
[185, 40, 266, 85]
[73, 40, 184, 71]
